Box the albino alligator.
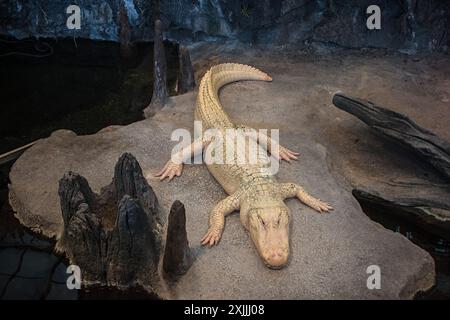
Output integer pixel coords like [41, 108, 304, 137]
[156, 63, 332, 269]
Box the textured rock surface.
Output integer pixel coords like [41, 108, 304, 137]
[9, 45, 446, 299]
[163, 0, 450, 53]
[0, 0, 152, 41]
[1, 0, 449, 52]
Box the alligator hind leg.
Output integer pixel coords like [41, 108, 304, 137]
[279, 183, 333, 213]
[201, 193, 241, 246]
[236, 125, 299, 162]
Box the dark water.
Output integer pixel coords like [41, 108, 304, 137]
[0, 201, 76, 300]
[0, 163, 157, 300]
[0, 36, 179, 154]
[355, 195, 450, 300]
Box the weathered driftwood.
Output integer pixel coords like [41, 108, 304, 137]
[145, 19, 168, 116]
[332, 93, 450, 235]
[163, 200, 193, 277]
[56, 153, 194, 293]
[177, 45, 195, 94]
[332, 93, 450, 180]
[56, 153, 167, 290]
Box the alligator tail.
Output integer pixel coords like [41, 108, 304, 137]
[195, 63, 272, 130]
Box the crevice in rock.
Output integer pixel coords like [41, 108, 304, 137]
[353, 190, 450, 299]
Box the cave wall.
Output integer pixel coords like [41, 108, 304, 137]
[1, 0, 449, 52]
[0, 0, 153, 41]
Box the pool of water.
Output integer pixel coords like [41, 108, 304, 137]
[0, 163, 157, 300]
[0, 201, 76, 300]
[0, 36, 179, 154]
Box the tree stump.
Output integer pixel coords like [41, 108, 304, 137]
[56, 153, 163, 290]
[177, 45, 195, 94]
[57, 172, 105, 283]
[113, 153, 161, 226]
[144, 19, 168, 117]
[118, 1, 132, 59]
[107, 195, 159, 286]
[56, 153, 194, 294]
[163, 200, 193, 278]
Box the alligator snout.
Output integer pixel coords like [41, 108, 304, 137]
[263, 248, 289, 269]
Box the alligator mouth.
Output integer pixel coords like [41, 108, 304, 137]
[262, 255, 289, 269]
[264, 262, 287, 270]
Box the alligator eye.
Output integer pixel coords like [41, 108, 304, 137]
[259, 216, 266, 227]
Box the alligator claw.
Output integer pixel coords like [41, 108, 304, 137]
[201, 229, 222, 247]
[155, 160, 183, 181]
[313, 200, 333, 213]
[274, 146, 300, 162]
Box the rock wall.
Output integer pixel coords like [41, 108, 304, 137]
[0, 0, 153, 41]
[216, 0, 450, 52]
[1, 0, 449, 52]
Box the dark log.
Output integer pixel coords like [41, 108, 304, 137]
[177, 45, 195, 94]
[332, 93, 450, 239]
[332, 93, 450, 180]
[152, 0, 161, 22]
[56, 153, 163, 290]
[163, 200, 193, 277]
[353, 187, 450, 240]
[145, 19, 168, 116]
[352, 179, 450, 214]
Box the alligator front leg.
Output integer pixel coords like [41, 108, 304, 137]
[279, 183, 333, 212]
[201, 193, 240, 247]
[155, 136, 209, 181]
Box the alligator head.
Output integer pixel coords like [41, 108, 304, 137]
[247, 204, 290, 269]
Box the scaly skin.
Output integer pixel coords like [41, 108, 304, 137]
[156, 63, 332, 269]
